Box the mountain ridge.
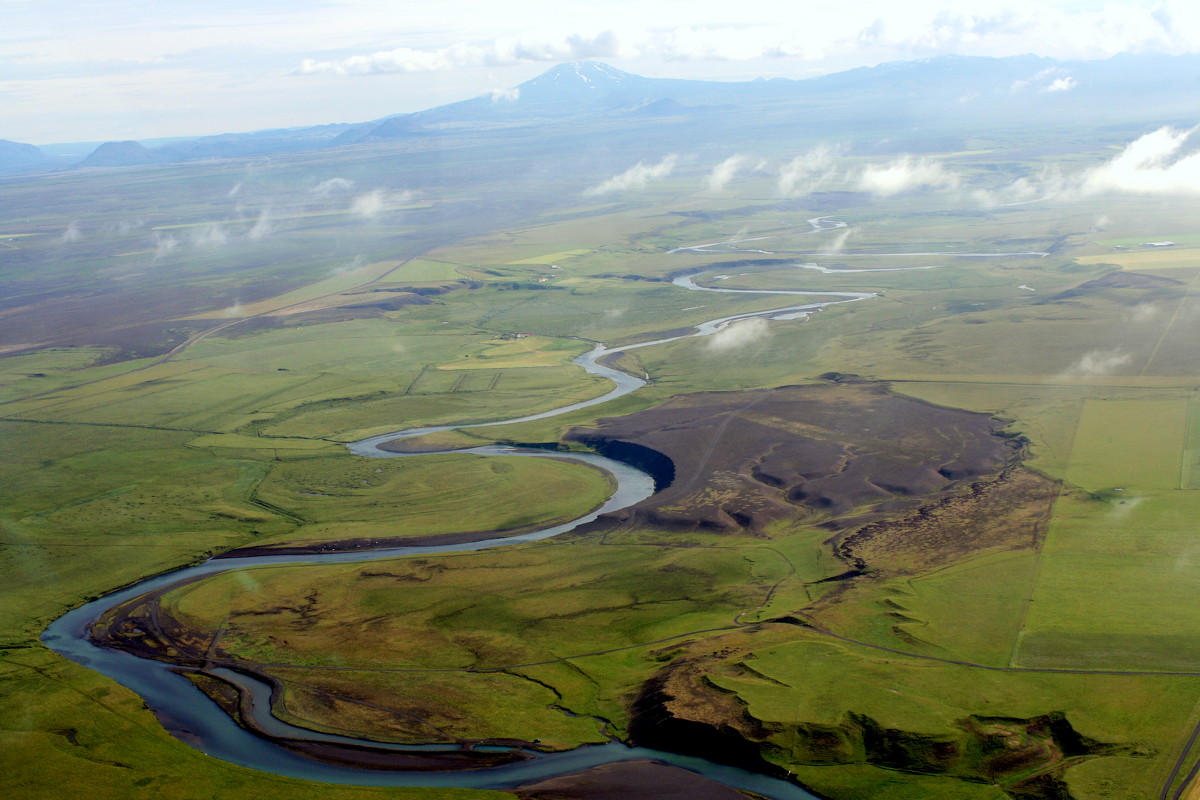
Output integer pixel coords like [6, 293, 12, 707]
[9, 52, 1200, 170]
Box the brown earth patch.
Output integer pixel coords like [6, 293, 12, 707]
[515, 759, 759, 799]
[831, 466, 1060, 577]
[567, 383, 1017, 535]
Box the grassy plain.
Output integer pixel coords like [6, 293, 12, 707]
[6, 119, 1200, 800]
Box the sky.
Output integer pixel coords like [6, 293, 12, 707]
[4, 0, 1200, 145]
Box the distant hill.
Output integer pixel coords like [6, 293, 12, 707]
[0, 139, 51, 173]
[78, 140, 157, 168]
[56, 53, 1200, 167]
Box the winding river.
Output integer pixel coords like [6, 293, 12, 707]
[41, 242, 946, 799]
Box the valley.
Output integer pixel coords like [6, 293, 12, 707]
[5, 56, 1200, 800]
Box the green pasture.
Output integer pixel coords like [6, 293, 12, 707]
[1016, 488, 1200, 669]
[274, 667, 606, 749]
[711, 630, 1196, 796]
[250, 452, 613, 547]
[165, 541, 773, 672]
[1064, 398, 1189, 492]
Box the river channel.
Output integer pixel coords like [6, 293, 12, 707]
[42, 247, 932, 799]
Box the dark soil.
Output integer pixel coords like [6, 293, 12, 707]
[515, 759, 758, 799]
[567, 383, 1017, 534]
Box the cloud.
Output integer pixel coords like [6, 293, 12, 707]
[777, 145, 839, 198]
[312, 177, 355, 196]
[856, 155, 960, 196]
[153, 232, 178, 260]
[227, 181, 243, 198]
[58, 221, 82, 243]
[707, 155, 746, 192]
[1061, 349, 1132, 378]
[584, 154, 678, 196]
[247, 207, 273, 241]
[1126, 302, 1162, 323]
[190, 223, 227, 248]
[488, 87, 520, 103]
[822, 227, 855, 255]
[971, 164, 1066, 206]
[297, 31, 624, 76]
[1011, 67, 1076, 93]
[1079, 124, 1200, 196]
[350, 189, 415, 218]
[706, 317, 770, 352]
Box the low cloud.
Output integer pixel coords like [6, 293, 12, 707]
[1079, 125, 1200, 196]
[297, 31, 623, 76]
[777, 145, 840, 198]
[190, 223, 228, 248]
[1012, 68, 1077, 94]
[350, 189, 415, 218]
[585, 154, 678, 196]
[58, 221, 83, 243]
[312, 177, 355, 196]
[227, 181, 243, 198]
[329, 255, 365, 276]
[488, 87, 520, 103]
[1126, 302, 1162, 323]
[971, 164, 1066, 206]
[1044, 76, 1077, 92]
[856, 156, 960, 197]
[247, 207, 273, 241]
[153, 232, 178, 260]
[707, 154, 746, 192]
[822, 227, 854, 255]
[706, 317, 770, 352]
[1061, 349, 1132, 377]
[971, 126, 1200, 204]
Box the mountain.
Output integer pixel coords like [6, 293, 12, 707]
[56, 53, 1200, 167]
[78, 140, 157, 168]
[512, 61, 645, 105]
[0, 139, 51, 173]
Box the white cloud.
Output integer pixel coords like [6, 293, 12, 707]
[488, 87, 520, 102]
[350, 189, 415, 218]
[227, 181, 243, 198]
[971, 164, 1065, 206]
[153, 232, 178, 260]
[1061, 349, 1132, 377]
[706, 317, 770, 352]
[707, 154, 746, 192]
[584, 154, 678, 196]
[1044, 75, 1077, 92]
[247, 207, 273, 241]
[1079, 124, 1200, 196]
[777, 145, 839, 198]
[297, 31, 625, 75]
[822, 227, 854, 255]
[190, 223, 227, 248]
[312, 177, 355, 196]
[58, 221, 82, 243]
[856, 155, 960, 196]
